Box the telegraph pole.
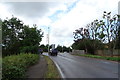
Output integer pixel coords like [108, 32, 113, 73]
[48, 27, 50, 54]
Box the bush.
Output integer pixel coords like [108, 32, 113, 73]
[20, 45, 39, 54]
[2, 53, 39, 80]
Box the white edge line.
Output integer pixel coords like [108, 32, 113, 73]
[49, 56, 65, 78]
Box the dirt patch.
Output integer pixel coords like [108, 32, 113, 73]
[26, 55, 47, 79]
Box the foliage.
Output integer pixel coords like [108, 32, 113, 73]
[2, 53, 39, 79]
[39, 44, 71, 53]
[115, 18, 120, 49]
[2, 16, 43, 56]
[73, 11, 119, 55]
[2, 17, 24, 55]
[56, 45, 71, 52]
[39, 44, 52, 52]
[20, 25, 43, 54]
[72, 39, 104, 54]
[63, 46, 72, 52]
[56, 45, 63, 52]
[101, 12, 119, 55]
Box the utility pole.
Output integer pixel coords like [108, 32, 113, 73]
[48, 27, 50, 54]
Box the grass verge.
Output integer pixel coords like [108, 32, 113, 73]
[44, 56, 60, 78]
[73, 54, 120, 61]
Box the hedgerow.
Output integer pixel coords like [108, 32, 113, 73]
[2, 53, 39, 80]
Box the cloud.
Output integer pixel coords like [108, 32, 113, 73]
[4, 2, 60, 18]
[48, 0, 119, 46]
[0, 0, 119, 47]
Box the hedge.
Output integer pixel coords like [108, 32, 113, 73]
[2, 53, 39, 80]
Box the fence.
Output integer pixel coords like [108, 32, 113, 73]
[71, 50, 85, 55]
[71, 49, 120, 56]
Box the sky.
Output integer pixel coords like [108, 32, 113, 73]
[0, 0, 119, 47]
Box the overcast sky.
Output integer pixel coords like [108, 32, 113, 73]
[0, 0, 119, 47]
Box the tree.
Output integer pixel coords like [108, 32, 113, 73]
[56, 45, 71, 53]
[39, 44, 48, 52]
[72, 11, 119, 55]
[73, 27, 103, 54]
[102, 11, 119, 56]
[56, 45, 62, 52]
[62, 46, 70, 52]
[19, 25, 43, 53]
[116, 15, 120, 49]
[2, 16, 43, 56]
[2, 17, 24, 56]
[86, 20, 105, 53]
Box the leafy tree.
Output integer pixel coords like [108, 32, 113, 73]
[73, 27, 103, 54]
[62, 46, 70, 52]
[102, 12, 119, 56]
[2, 17, 24, 56]
[19, 25, 43, 53]
[39, 44, 53, 52]
[56, 45, 62, 52]
[72, 38, 104, 54]
[56, 45, 71, 53]
[72, 11, 120, 54]
[86, 20, 105, 53]
[116, 16, 120, 49]
[39, 44, 48, 52]
[102, 11, 118, 44]
[2, 16, 43, 56]
[73, 28, 89, 40]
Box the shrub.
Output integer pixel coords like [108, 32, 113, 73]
[2, 53, 39, 80]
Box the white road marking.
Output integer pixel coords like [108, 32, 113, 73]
[49, 57, 66, 79]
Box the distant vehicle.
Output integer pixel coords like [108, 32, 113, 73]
[49, 49, 58, 56]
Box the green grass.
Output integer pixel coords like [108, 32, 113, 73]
[44, 56, 60, 78]
[2, 53, 39, 79]
[0, 57, 2, 80]
[73, 54, 120, 61]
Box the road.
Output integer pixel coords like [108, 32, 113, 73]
[43, 52, 119, 78]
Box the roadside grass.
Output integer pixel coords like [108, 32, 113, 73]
[44, 56, 60, 78]
[0, 57, 2, 79]
[73, 54, 120, 61]
[2, 53, 39, 79]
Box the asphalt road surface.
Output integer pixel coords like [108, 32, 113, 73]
[46, 52, 119, 78]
